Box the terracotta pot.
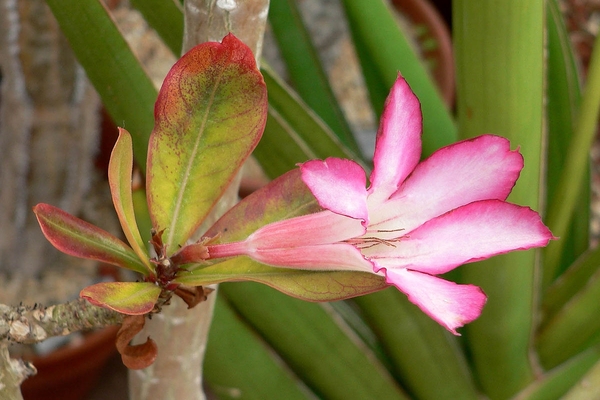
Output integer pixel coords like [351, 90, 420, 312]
[20, 326, 119, 400]
[391, 0, 455, 107]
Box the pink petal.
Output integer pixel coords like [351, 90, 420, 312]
[247, 243, 374, 272]
[383, 268, 486, 335]
[368, 75, 422, 205]
[366, 200, 554, 275]
[369, 135, 524, 233]
[300, 158, 368, 221]
[248, 210, 365, 248]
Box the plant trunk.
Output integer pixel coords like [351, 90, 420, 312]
[0, 0, 107, 302]
[128, 1, 269, 399]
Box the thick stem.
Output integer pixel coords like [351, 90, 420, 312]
[0, 345, 36, 400]
[129, 3, 269, 399]
[0, 299, 122, 344]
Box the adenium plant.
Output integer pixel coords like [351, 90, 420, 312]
[200, 76, 555, 334]
[33, 34, 553, 368]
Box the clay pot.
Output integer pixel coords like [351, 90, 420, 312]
[20, 326, 119, 400]
[391, 0, 455, 106]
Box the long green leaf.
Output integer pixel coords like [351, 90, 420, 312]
[544, 31, 600, 286]
[353, 289, 479, 400]
[562, 357, 600, 400]
[262, 64, 361, 162]
[513, 345, 600, 400]
[544, 0, 587, 279]
[254, 65, 364, 178]
[221, 282, 409, 400]
[205, 296, 311, 400]
[146, 34, 268, 250]
[542, 245, 600, 323]
[46, 0, 157, 169]
[454, 1, 545, 397]
[340, 0, 456, 156]
[537, 265, 600, 368]
[254, 108, 318, 178]
[130, 0, 184, 55]
[268, 0, 360, 154]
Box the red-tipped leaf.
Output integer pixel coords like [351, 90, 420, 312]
[108, 128, 153, 273]
[146, 33, 268, 252]
[34, 203, 149, 274]
[81, 281, 161, 315]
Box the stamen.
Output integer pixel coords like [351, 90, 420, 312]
[346, 228, 406, 249]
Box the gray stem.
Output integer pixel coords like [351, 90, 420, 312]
[128, 1, 269, 399]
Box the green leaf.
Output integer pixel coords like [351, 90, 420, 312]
[537, 265, 600, 369]
[543, 0, 587, 279]
[80, 282, 161, 315]
[254, 108, 317, 178]
[33, 203, 148, 275]
[108, 128, 153, 273]
[340, 0, 456, 156]
[255, 65, 363, 179]
[513, 345, 600, 400]
[221, 282, 409, 399]
[174, 258, 387, 302]
[453, 1, 545, 397]
[130, 0, 184, 56]
[262, 64, 362, 163]
[146, 34, 268, 251]
[205, 296, 312, 399]
[46, 0, 157, 169]
[562, 357, 600, 400]
[542, 245, 600, 324]
[268, 0, 360, 154]
[544, 30, 600, 286]
[353, 289, 480, 399]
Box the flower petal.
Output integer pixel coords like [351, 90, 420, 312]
[300, 158, 368, 221]
[368, 75, 422, 204]
[383, 268, 486, 335]
[248, 210, 366, 248]
[246, 243, 374, 272]
[369, 135, 524, 233]
[366, 200, 554, 275]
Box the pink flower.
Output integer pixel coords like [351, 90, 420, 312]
[208, 75, 553, 334]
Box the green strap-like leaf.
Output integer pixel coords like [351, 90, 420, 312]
[513, 346, 600, 400]
[221, 282, 409, 399]
[268, 0, 360, 154]
[108, 128, 153, 273]
[537, 265, 600, 369]
[146, 34, 268, 251]
[544, 28, 600, 286]
[353, 289, 480, 399]
[130, 0, 184, 55]
[340, 0, 456, 156]
[454, 1, 545, 397]
[46, 0, 157, 168]
[204, 296, 312, 400]
[81, 282, 161, 315]
[34, 203, 148, 275]
[543, 0, 587, 280]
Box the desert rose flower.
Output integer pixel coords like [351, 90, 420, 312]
[207, 75, 553, 334]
